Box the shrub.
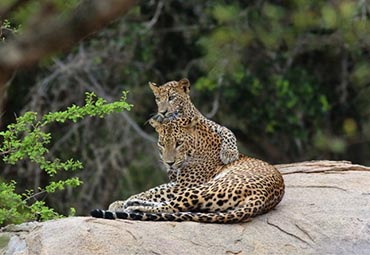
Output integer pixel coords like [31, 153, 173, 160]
[0, 91, 132, 226]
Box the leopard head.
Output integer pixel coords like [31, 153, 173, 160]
[149, 78, 192, 120]
[149, 116, 198, 172]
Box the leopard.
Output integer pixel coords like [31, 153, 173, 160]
[91, 117, 285, 223]
[149, 78, 239, 177]
[93, 117, 227, 213]
[150, 115, 225, 186]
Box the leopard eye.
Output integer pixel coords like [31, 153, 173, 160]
[168, 95, 176, 101]
[175, 140, 183, 148]
[155, 97, 160, 101]
[158, 141, 164, 147]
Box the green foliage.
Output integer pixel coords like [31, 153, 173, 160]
[0, 19, 20, 42]
[0, 181, 25, 225]
[212, 4, 240, 24]
[192, 1, 370, 160]
[0, 92, 132, 226]
[42, 91, 132, 123]
[219, 69, 329, 145]
[0, 181, 63, 225]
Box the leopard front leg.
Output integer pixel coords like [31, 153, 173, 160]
[125, 201, 178, 213]
[108, 182, 177, 212]
[217, 126, 239, 164]
[123, 185, 205, 213]
[124, 179, 253, 214]
[109, 200, 161, 211]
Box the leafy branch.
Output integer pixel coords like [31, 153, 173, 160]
[0, 91, 132, 225]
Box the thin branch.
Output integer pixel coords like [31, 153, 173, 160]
[205, 91, 220, 119]
[0, 150, 11, 155]
[205, 77, 222, 119]
[145, 0, 164, 29]
[49, 118, 89, 154]
[23, 190, 47, 202]
[120, 111, 156, 143]
[339, 51, 348, 105]
[183, 58, 201, 78]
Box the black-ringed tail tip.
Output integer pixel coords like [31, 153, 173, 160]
[90, 209, 145, 220]
[90, 209, 116, 219]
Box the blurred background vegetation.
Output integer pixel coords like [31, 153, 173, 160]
[1, 0, 370, 217]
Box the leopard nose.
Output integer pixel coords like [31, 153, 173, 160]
[159, 110, 167, 116]
[166, 161, 175, 167]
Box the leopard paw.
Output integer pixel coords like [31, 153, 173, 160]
[108, 200, 126, 211]
[125, 204, 162, 213]
[220, 148, 239, 164]
[125, 199, 158, 208]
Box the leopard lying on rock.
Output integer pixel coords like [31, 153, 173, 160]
[91, 116, 285, 223]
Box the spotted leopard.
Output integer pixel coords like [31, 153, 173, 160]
[149, 78, 239, 175]
[91, 118, 285, 223]
[95, 117, 227, 213]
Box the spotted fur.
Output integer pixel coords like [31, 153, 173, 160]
[149, 78, 239, 171]
[91, 117, 285, 223]
[150, 115, 226, 186]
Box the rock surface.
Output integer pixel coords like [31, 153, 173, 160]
[1, 160, 370, 255]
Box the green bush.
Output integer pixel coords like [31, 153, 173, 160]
[0, 91, 132, 226]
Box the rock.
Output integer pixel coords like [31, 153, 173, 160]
[1, 160, 370, 255]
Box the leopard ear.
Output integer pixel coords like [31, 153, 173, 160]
[178, 78, 190, 94]
[149, 81, 159, 93]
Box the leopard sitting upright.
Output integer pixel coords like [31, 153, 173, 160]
[149, 78, 239, 174]
[91, 118, 285, 223]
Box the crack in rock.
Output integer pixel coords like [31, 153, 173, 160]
[266, 219, 311, 246]
[125, 230, 138, 240]
[294, 224, 315, 243]
[287, 185, 347, 191]
[225, 250, 242, 254]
